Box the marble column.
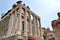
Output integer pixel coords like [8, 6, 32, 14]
[36, 17, 38, 36]
[10, 11, 17, 35]
[6, 13, 14, 37]
[34, 16, 37, 36]
[38, 19, 41, 37]
[37, 18, 40, 37]
[39, 19, 42, 37]
[29, 12, 32, 35]
[24, 10, 28, 40]
[16, 6, 22, 35]
[13, 11, 18, 34]
[15, 12, 19, 34]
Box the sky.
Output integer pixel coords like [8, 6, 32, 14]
[0, 0, 60, 30]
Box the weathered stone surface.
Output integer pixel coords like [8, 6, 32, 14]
[0, 1, 42, 40]
[0, 16, 10, 37]
[52, 12, 60, 40]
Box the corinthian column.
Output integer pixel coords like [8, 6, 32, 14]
[34, 16, 37, 36]
[6, 13, 14, 37]
[16, 7, 22, 35]
[29, 12, 32, 35]
[24, 10, 28, 40]
[38, 19, 41, 37]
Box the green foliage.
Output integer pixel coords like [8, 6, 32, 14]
[43, 33, 47, 40]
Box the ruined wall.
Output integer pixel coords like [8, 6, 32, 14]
[52, 13, 60, 40]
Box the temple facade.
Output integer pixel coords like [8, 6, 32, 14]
[52, 12, 60, 40]
[0, 1, 43, 40]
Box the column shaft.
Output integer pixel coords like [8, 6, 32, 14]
[39, 20, 42, 37]
[34, 16, 37, 36]
[11, 11, 17, 35]
[17, 6, 22, 35]
[29, 12, 32, 35]
[24, 10, 28, 40]
[6, 13, 14, 36]
[14, 11, 18, 34]
[38, 19, 40, 37]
